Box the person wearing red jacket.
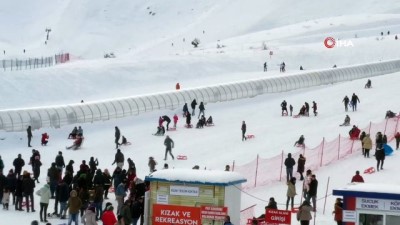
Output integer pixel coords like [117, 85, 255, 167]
[41, 133, 49, 146]
[351, 171, 364, 183]
[158, 117, 164, 127]
[101, 205, 117, 225]
[395, 132, 400, 150]
[173, 114, 178, 128]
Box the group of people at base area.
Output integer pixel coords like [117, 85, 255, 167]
[0, 147, 148, 225]
[281, 100, 318, 117]
[182, 100, 214, 128]
[342, 93, 360, 112]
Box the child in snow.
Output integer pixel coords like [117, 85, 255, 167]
[173, 114, 178, 128]
[41, 133, 49, 146]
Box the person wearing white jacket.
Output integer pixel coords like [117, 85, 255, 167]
[36, 183, 51, 222]
[82, 206, 98, 225]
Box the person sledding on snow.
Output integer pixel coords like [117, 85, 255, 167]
[349, 125, 361, 139]
[68, 127, 78, 139]
[340, 115, 351, 126]
[66, 135, 83, 150]
[196, 115, 206, 128]
[294, 135, 305, 147]
[281, 100, 288, 116]
[154, 126, 165, 136]
[120, 136, 130, 145]
[365, 79, 372, 88]
[297, 105, 306, 116]
[206, 116, 214, 126]
[385, 110, 396, 119]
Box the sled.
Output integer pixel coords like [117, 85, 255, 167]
[282, 112, 288, 116]
[184, 124, 193, 128]
[177, 155, 187, 160]
[363, 167, 375, 174]
[339, 124, 350, 127]
[384, 144, 393, 156]
[295, 144, 305, 148]
[120, 142, 132, 146]
[168, 127, 177, 131]
[205, 123, 214, 127]
[293, 115, 301, 118]
[246, 134, 255, 139]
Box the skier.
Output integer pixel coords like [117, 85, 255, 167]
[182, 103, 189, 117]
[304, 102, 310, 116]
[115, 126, 121, 149]
[289, 105, 293, 116]
[342, 96, 350, 112]
[173, 114, 178, 128]
[312, 101, 317, 116]
[198, 102, 205, 119]
[162, 115, 171, 131]
[241, 121, 247, 141]
[27, 125, 33, 147]
[340, 115, 351, 126]
[281, 100, 288, 116]
[163, 136, 175, 160]
[263, 62, 267, 72]
[351, 93, 360, 111]
[191, 99, 197, 116]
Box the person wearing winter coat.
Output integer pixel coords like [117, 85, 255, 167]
[284, 153, 296, 182]
[297, 154, 306, 180]
[101, 205, 117, 225]
[182, 103, 189, 117]
[351, 171, 364, 183]
[304, 102, 310, 116]
[164, 136, 175, 160]
[112, 149, 124, 169]
[33, 157, 42, 183]
[55, 151, 65, 173]
[191, 99, 197, 116]
[185, 111, 192, 127]
[120, 200, 132, 225]
[41, 133, 49, 146]
[224, 215, 234, 225]
[297, 200, 313, 225]
[66, 190, 82, 225]
[77, 126, 83, 136]
[375, 132, 385, 171]
[115, 181, 127, 214]
[6, 169, 17, 205]
[13, 154, 25, 176]
[82, 206, 97, 225]
[27, 125, 33, 147]
[286, 177, 297, 210]
[395, 132, 400, 150]
[15, 175, 24, 211]
[36, 183, 51, 222]
[342, 96, 350, 112]
[332, 198, 343, 225]
[148, 157, 157, 173]
[362, 134, 372, 158]
[312, 101, 317, 116]
[47, 163, 59, 199]
[115, 126, 121, 149]
[241, 121, 247, 141]
[2, 187, 10, 210]
[281, 100, 288, 116]
[340, 115, 350, 126]
[131, 197, 144, 225]
[173, 114, 178, 128]
[359, 131, 367, 155]
[102, 169, 112, 200]
[198, 102, 205, 119]
[289, 104, 293, 116]
[68, 127, 78, 139]
[351, 93, 360, 111]
[158, 116, 164, 128]
[93, 185, 104, 221]
[294, 135, 305, 147]
[306, 175, 318, 212]
[22, 172, 36, 212]
[57, 180, 70, 219]
[89, 157, 99, 175]
[162, 115, 171, 131]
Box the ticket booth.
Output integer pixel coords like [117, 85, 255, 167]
[144, 169, 246, 225]
[333, 183, 400, 225]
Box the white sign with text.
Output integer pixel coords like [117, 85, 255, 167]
[170, 185, 199, 197]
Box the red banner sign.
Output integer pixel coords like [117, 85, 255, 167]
[265, 209, 291, 224]
[201, 206, 227, 220]
[153, 204, 201, 225]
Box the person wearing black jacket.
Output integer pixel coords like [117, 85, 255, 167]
[241, 121, 247, 141]
[6, 169, 17, 205]
[0, 170, 6, 205]
[284, 153, 296, 182]
[115, 126, 121, 149]
[22, 172, 36, 212]
[198, 102, 205, 119]
[89, 157, 99, 175]
[164, 135, 175, 160]
[47, 163, 59, 198]
[191, 99, 197, 116]
[306, 174, 318, 212]
[351, 93, 360, 111]
[162, 115, 171, 131]
[15, 175, 24, 211]
[56, 180, 69, 219]
[65, 160, 74, 177]
[112, 149, 125, 169]
[27, 125, 33, 147]
[55, 151, 65, 173]
[13, 154, 25, 176]
[103, 169, 112, 199]
[342, 96, 349, 112]
[304, 102, 310, 116]
[185, 112, 192, 127]
[182, 103, 189, 117]
[131, 197, 144, 225]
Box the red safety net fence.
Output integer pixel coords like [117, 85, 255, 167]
[233, 117, 400, 189]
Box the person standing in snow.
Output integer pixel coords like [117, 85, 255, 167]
[351, 93, 360, 111]
[304, 102, 310, 116]
[241, 121, 247, 141]
[281, 100, 288, 116]
[289, 105, 293, 116]
[297, 154, 306, 180]
[284, 153, 296, 182]
[182, 103, 189, 117]
[13, 154, 25, 176]
[115, 126, 121, 149]
[173, 114, 178, 128]
[286, 177, 297, 211]
[27, 126, 33, 147]
[198, 102, 205, 119]
[263, 62, 267, 72]
[395, 132, 400, 150]
[362, 134, 372, 158]
[342, 96, 350, 112]
[191, 99, 197, 116]
[163, 136, 174, 160]
[312, 101, 317, 116]
[148, 157, 157, 173]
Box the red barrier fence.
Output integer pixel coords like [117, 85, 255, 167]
[233, 117, 400, 189]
